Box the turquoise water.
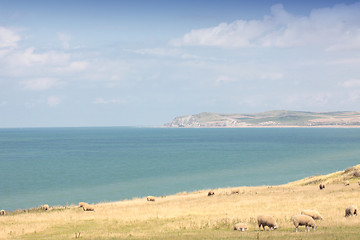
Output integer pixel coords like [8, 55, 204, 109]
[1, 127, 359, 211]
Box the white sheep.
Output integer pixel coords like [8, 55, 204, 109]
[345, 205, 358, 217]
[78, 202, 88, 208]
[147, 196, 155, 201]
[292, 215, 316, 232]
[233, 222, 247, 231]
[41, 204, 50, 211]
[257, 215, 278, 231]
[82, 204, 95, 211]
[301, 209, 324, 221]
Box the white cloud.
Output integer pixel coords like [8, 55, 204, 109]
[47, 96, 60, 107]
[10, 47, 70, 67]
[21, 78, 63, 91]
[56, 61, 89, 72]
[173, 3, 360, 50]
[342, 79, 360, 88]
[0, 26, 20, 48]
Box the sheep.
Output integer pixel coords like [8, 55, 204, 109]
[301, 209, 324, 221]
[257, 215, 278, 231]
[0, 209, 5, 215]
[344, 180, 350, 186]
[292, 215, 316, 232]
[208, 190, 215, 196]
[345, 205, 358, 217]
[234, 222, 248, 231]
[231, 189, 240, 194]
[319, 184, 325, 190]
[82, 204, 95, 211]
[41, 204, 50, 210]
[78, 202, 88, 208]
[147, 196, 155, 202]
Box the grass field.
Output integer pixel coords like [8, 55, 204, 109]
[1, 165, 360, 240]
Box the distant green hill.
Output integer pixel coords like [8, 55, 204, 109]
[164, 110, 360, 127]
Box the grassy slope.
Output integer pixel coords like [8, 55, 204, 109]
[1, 165, 360, 240]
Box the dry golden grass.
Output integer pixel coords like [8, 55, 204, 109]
[1, 165, 360, 239]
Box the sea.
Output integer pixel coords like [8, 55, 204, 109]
[0, 127, 359, 211]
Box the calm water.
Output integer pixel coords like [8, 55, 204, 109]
[0, 127, 359, 211]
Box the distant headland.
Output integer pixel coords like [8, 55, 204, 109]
[164, 110, 360, 128]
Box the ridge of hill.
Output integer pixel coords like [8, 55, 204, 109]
[164, 110, 360, 127]
[287, 164, 360, 186]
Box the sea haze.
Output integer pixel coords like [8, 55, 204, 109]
[1, 127, 359, 211]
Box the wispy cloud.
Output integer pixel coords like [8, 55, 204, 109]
[10, 47, 70, 67]
[58, 32, 71, 49]
[0, 26, 20, 48]
[342, 79, 360, 88]
[173, 3, 360, 51]
[47, 96, 61, 107]
[21, 78, 64, 91]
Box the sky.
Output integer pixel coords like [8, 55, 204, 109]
[1, 0, 360, 127]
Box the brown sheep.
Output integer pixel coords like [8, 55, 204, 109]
[319, 184, 325, 190]
[345, 205, 358, 217]
[292, 215, 316, 232]
[0, 209, 5, 215]
[147, 196, 155, 201]
[234, 222, 248, 231]
[208, 190, 215, 196]
[257, 215, 278, 231]
[301, 209, 324, 221]
[82, 204, 95, 211]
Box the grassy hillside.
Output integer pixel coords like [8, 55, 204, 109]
[165, 110, 360, 127]
[1, 165, 360, 240]
[287, 164, 360, 186]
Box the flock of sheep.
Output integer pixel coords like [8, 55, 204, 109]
[0, 181, 358, 234]
[208, 182, 358, 233]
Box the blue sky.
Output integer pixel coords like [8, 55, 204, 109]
[1, 0, 360, 127]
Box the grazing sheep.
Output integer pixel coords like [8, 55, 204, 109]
[344, 180, 350, 186]
[41, 204, 50, 210]
[319, 184, 325, 190]
[231, 189, 240, 194]
[0, 210, 5, 215]
[208, 190, 215, 196]
[257, 215, 278, 231]
[345, 205, 358, 217]
[78, 202, 88, 208]
[82, 205, 95, 211]
[292, 215, 316, 232]
[147, 196, 155, 202]
[301, 209, 324, 221]
[234, 222, 248, 231]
